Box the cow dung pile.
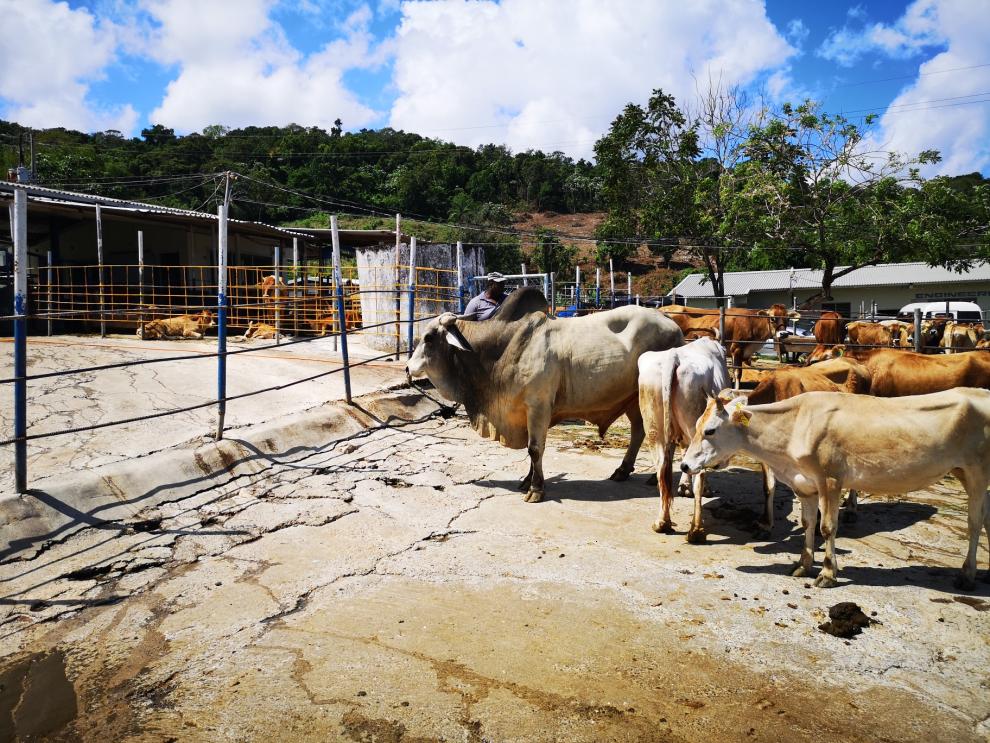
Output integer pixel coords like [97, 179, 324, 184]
[818, 601, 876, 638]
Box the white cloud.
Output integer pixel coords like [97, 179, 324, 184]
[855, 1, 990, 176]
[786, 19, 810, 48]
[387, 0, 796, 159]
[144, 0, 384, 132]
[0, 0, 137, 132]
[818, 0, 943, 67]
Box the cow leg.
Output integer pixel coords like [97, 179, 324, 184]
[756, 466, 775, 534]
[954, 468, 988, 590]
[841, 489, 859, 523]
[791, 495, 818, 578]
[652, 442, 676, 534]
[523, 406, 550, 503]
[983, 494, 990, 584]
[676, 469, 692, 498]
[518, 462, 534, 492]
[731, 347, 745, 389]
[686, 471, 706, 544]
[610, 406, 645, 482]
[814, 485, 842, 588]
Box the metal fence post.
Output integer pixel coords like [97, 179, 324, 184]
[46, 250, 52, 336]
[331, 215, 352, 404]
[394, 213, 402, 361]
[96, 203, 106, 337]
[215, 175, 231, 440]
[914, 307, 923, 353]
[12, 189, 28, 492]
[575, 265, 581, 313]
[407, 236, 417, 357]
[627, 272, 632, 305]
[595, 267, 601, 306]
[274, 244, 281, 345]
[137, 231, 144, 333]
[719, 305, 726, 351]
[549, 272, 556, 316]
[609, 259, 615, 308]
[521, 263, 527, 286]
[292, 237, 299, 335]
[456, 240, 465, 313]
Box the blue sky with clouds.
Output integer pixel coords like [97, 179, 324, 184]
[2, 0, 988, 175]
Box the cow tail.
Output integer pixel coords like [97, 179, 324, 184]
[660, 356, 678, 517]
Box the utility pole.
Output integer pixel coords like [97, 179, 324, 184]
[216, 172, 232, 440]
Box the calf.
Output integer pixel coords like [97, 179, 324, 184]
[138, 310, 215, 340]
[231, 321, 282, 342]
[681, 388, 990, 588]
[639, 338, 775, 542]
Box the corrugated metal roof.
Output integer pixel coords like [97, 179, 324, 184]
[670, 261, 990, 298]
[0, 181, 310, 239]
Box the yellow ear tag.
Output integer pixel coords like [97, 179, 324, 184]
[733, 401, 750, 427]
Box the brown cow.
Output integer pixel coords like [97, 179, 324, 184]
[663, 304, 797, 387]
[747, 358, 871, 405]
[138, 310, 215, 340]
[845, 321, 895, 349]
[814, 346, 990, 395]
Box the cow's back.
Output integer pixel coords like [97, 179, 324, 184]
[863, 350, 990, 395]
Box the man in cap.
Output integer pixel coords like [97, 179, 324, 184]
[463, 272, 507, 320]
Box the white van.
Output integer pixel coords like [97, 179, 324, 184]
[898, 301, 984, 323]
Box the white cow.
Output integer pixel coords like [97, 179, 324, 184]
[681, 388, 990, 588]
[638, 338, 775, 543]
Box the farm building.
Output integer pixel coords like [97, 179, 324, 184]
[669, 261, 990, 319]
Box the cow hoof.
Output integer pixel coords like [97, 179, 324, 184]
[790, 564, 808, 578]
[652, 519, 674, 534]
[813, 574, 838, 589]
[840, 510, 858, 524]
[609, 467, 631, 482]
[686, 528, 707, 545]
[645, 473, 658, 486]
[953, 574, 976, 592]
[676, 485, 692, 499]
[524, 489, 544, 504]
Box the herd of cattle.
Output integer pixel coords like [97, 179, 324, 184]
[405, 288, 990, 590]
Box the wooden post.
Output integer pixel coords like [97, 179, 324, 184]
[12, 189, 28, 492]
[719, 305, 726, 350]
[406, 235, 417, 357]
[96, 203, 105, 337]
[331, 215, 352, 403]
[456, 240, 465, 313]
[394, 213, 402, 360]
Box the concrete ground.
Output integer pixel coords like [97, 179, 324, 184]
[1, 393, 988, 742]
[0, 332, 408, 494]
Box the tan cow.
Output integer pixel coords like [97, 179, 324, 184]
[231, 321, 282, 342]
[663, 304, 797, 387]
[845, 321, 896, 349]
[681, 388, 990, 589]
[941, 321, 982, 353]
[806, 311, 847, 363]
[138, 310, 215, 340]
[746, 358, 870, 405]
[259, 275, 288, 300]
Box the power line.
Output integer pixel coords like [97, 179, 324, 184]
[839, 61, 990, 88]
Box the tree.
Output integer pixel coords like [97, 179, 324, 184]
[593, 86, 755, 302]
[531, 228, 576, 277]
[738, 101, 942, 305]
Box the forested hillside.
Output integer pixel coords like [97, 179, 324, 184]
[3, 98, 988, 301]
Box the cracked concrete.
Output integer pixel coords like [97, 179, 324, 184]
[0, 333, 407, 494]
[0, 393, 989, 741]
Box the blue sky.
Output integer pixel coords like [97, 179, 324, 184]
[2, 0, 988, 174]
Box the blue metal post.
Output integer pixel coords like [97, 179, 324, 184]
[456, 241, 465, 314]
[273, 244, 281, 345]
[406, 236, 417, 358]
[12, 189, 28, 492]
[215, 174, 231, 440]
[331, 216, 352, 403]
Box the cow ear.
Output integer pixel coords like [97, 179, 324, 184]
[731, 405, 752, 427]
[713, 395, 725, 412]
[444, 327, 474, 352]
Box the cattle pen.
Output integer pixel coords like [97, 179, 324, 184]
[2, 180, 990, 742]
